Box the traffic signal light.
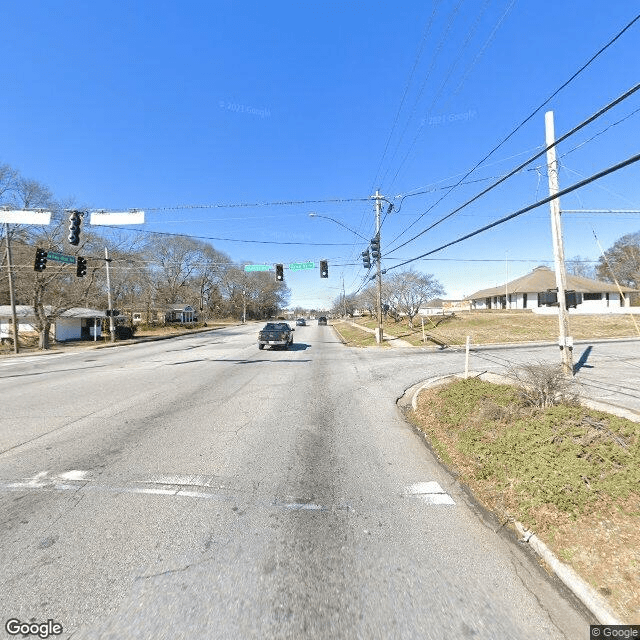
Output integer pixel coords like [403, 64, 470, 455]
[362, 249, 371, 269]
[34, 248, 48, 272]
[76, 256, 87, 277]
[275, 263, 284, 281]
[370, 235, 380, 259]
[68, 211, 82, 246]
[320, 260, 328, 278]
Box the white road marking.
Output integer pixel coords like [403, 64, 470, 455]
[58, 470, 90, 481]
[405, 481, 456, 505]
[273, 501, 325, 511]
[419, 494, 456, 505]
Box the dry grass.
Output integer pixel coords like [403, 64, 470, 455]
[353, 311, 640, 347]
[332, 321, 389, 347]
[410, 378, 640, 623]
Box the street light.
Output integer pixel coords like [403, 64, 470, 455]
[308, 213, 369, 241]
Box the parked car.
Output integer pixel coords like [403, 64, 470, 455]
[258, 322, 294, 350]
[318, 316, 327, 325]
[295, 318, 306, 326]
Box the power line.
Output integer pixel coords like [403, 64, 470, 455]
[107, 226, 356, 246]
[370, 1, 442, 191]
[385, 12, 640, 251]
[385, 151, 640, 273]
[386, 0, 492, 193]
[379, 0, 465, 189]
[386, 81, 640, 254]
[106, 197, 370, 213]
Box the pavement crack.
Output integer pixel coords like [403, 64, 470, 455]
[507, 553, 566, 637]
[135, 555, 218, 581]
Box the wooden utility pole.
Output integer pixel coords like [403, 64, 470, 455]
[374, 190, 383, 344]
[3, 223, 19, 354]
[545, 111, 573, 375]
[105, 247, 116, 343]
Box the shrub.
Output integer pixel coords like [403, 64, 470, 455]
[509, 362, 578, 408]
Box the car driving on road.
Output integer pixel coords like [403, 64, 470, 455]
[258, 322, 294, 350]
[318, 316, 327, 325]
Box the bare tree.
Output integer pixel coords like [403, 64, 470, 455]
[566, 255, 596, 279]
[388, 269, 445, 328]
[596, 232, 640, 290]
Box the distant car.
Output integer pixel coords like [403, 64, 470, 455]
[295, 318, 306, 326]
[318, 316, 327, 325]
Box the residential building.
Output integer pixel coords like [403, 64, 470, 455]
[467, 266, 636, 313]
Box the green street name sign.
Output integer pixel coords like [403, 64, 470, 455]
[244, 264, 271, 272]
[288, 261, 315, 271]
[46, 251, 76, 265]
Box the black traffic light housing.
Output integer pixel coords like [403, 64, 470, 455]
[76, 256, 87, 277]
[34, 248, 48, 272]
[362, 249, 371, 269]
[370, 235, 380, 259]
[275, 263, 284, 281]
[68, 211, 82, 246]
[320, 259, 328, 278]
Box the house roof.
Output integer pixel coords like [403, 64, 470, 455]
[0, 305, 106, 319]
[421, 298, 445, 308]
[467, 266, 635, 300]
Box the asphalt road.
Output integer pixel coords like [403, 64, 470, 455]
[3, 323, 635, 639]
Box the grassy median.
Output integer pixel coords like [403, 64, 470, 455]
[410, 376, 640, 623]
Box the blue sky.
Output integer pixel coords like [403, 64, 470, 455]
[2, 1, 639, 309]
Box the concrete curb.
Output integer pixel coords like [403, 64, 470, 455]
[401, 373, 627, 625]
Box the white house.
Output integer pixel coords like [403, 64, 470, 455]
[131, 304, 196, 325]
[0, 306, 106, 342]
[467, 266, 637, 314]
[419, 298, 471, 316]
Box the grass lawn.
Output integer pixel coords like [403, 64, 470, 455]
[352, 311, 640, 346]
[331, 321, 389, 347]
[410, 377, 640, 623]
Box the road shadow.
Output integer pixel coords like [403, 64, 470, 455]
[288, 343, 310, 351]
[573, 345, 593, 373]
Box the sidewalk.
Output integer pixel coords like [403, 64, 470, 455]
[340, 320, 414, 347]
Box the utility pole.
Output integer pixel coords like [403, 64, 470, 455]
[105, 247, 116, 343]
[545, 111, 573, 375]
[242, 287, 246, 324]
[3, 223, 19, 354]
[374, 190, 383, 344]
[342, 276, 347, 317]
[505, 251, 509, 309]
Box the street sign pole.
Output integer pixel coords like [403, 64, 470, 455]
[3, 223, 19, 354]
[105, 247, 115, 343]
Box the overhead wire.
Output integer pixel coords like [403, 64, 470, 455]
[384, 151, 640, 274]
[385, 81, 640, 254]
[106, 226, 356, 246]
[378, 0, 466, 189]
[384, 12, 640, 252]
[370, 0, 442, 192]
[385, 0, 492, 194]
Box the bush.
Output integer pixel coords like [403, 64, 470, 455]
[509, 362, 578, 408]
